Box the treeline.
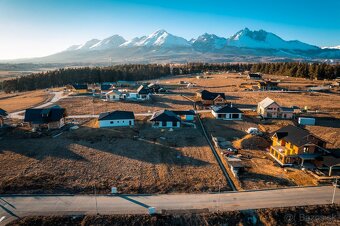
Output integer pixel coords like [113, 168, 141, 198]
[1, 62, 339, 93]
[250, 62, 340, 80]
[1, 64, 170, 93]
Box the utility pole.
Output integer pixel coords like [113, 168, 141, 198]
[332, 178, 338, 204]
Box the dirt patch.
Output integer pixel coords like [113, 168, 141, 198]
[233, 134, 270, 150]
[0, 120, 229, 194]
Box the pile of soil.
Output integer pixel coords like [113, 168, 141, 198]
[233, 134, 270, 150]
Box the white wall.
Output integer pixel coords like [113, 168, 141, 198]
[99, 119, 134, 127]
[152, 121, 180, 128]
[212, 111, 242, 120]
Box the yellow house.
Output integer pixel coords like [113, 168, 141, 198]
[269, 125, 327, 166]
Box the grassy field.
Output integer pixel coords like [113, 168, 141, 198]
[56, 94, 194, 115]
[0, 119, 229, 194]
[0, 90, 52, 112]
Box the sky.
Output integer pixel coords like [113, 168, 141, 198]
[0, 0, 339, 59]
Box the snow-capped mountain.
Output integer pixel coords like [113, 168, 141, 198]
[192, 33, 227, 50]
[227, 28, 319, 50]
[90, 35, 126, 50]
[15, 28, 339, 64]
[122, 29, 190, 48]
[322, 45, 340, 50]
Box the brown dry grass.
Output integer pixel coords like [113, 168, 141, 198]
[56, 94, 194, 115]
[0, 120, 229, 194]
[0, 90, 52, 112]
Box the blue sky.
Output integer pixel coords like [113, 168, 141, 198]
[0, 0, 339, 59]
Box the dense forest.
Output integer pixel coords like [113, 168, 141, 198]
[1, 62, 339, 93]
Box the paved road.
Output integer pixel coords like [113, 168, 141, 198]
[8, 91, 66, 120]
[0, 186, 339, 225]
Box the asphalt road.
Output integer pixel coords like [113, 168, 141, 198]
[0, 186, 339, 225]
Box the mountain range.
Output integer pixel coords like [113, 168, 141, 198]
[7, 28, 340, 64]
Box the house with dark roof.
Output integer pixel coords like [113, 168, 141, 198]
[172, 110, 196, 121]
[269, 125, 328, 166]
[247, 73, 262, 80]
[98, 111, 135, 127]
[70, 84, 89, 94]
[24, 106, 66, 130]
[211, 105, 243, 120]
[0, 108, 8, 127]
[196, 90, 226, 106]
[150, 110, 181, 128]
[257, 97, 297, 119]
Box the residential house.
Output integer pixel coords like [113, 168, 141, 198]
[172, 110, 196, 121]
[257, 97, 296, 119]
[106, 90, 122, 101]
[100, 83, 115, 97]
[150, 110, 181, 128]
[0, 108, 8, 128]
[196, 90, 226, 106]
[147, 83, 162, 93]
[257, 81, 279, 90]
[211, 105, 243, 120]
[24, 106, 66, 130]
[269, 125, 328, 166]
[70, 84, 89, 94]
[247, 73, 262, 80]
[98, 111, 134, 128]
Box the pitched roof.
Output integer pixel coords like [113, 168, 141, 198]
[0, 108, 7, 117]
[273, 125, 323, 147]
[248, 73, 262, 78]
[137, 85, 150, 94]
[72, 84, 88, 90]
[212, 105, 243, 114]
[100, 84, 113, 91]
[106, 90, 122, 95]
[98, 111, 135, 121]
[258, 97, 277, 108]
[24, 106, 66, 124]
[150, 110, 180, 122]
[197, 90, 226, 100]
[172, 110, 196, 116]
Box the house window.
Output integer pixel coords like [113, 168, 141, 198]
[172, 121, 177, 127]
[162, 121, 166, 127]
[303, 147, 309, 153]
[110, 121, 114, 124]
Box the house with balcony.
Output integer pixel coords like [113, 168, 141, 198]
[257, 97, 298, 119]
[269, 125, 328, 166]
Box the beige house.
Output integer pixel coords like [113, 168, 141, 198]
[257, 97, 296, 119]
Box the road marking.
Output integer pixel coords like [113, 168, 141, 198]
[0, 216, 6, 223]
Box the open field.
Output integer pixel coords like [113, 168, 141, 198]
[0, 119, 229, 194]
[55, 94, 194, 115]
[8, 204, 340, 226]
[0, 90, 52, 112]
[200, 113, 318, 190]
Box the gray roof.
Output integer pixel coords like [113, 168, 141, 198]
[99, 111, 135, 121]
[258, 97, 276, 108]
[212, 105, 243, 114]
[150, 110, 180, 122]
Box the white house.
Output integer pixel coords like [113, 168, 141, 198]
[106, 90, 122, 101]
[98, 111, 135, 128]
[257, 97, 295, 119]
[211, 105, 243, 120]
[150, 110, 181, 128]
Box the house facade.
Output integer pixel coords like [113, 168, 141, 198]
[269, 125, 327, 166]
[172, 110, 196, 121]
[257, 97, 295, 119]
[106, 90, 122, 101]
[211, 105, 243, 120]
[24, 106, 66, 130]
[98, 111, 135, 128]
[196, 90, 226, 106]
[150, 110, 181, 128]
